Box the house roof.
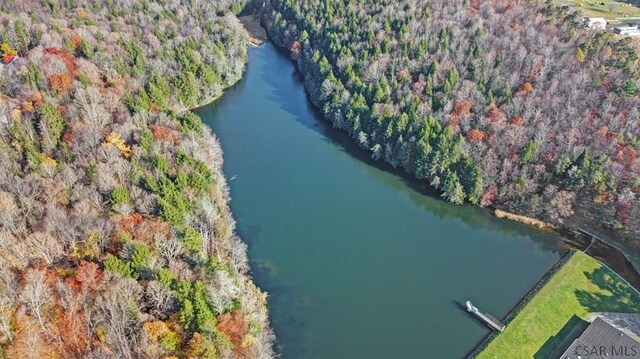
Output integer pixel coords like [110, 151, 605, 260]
[588, 313, 640, 342]
[559, 317, 640, 359]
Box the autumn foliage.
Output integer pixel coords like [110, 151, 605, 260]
[518, 82, 534, 95]
[616, 145, 637, 168]
[451, 99, 473, 117]
[149, 125, 182, 145]
[0, 42, 17, 63]
[290, 41, 301, 60]
[0, 2, 273, 357]
[115, 213, 171, 246]
[44, 48, 78, 93]
[49, 73, 74, 93]
[217, 312, 250, 356]
[2, 53, 15, 64]
[467, 129, 486, 143]
[104, 132, 133, 158]
[510, 115, 525, 126]
[262, 0, 640, 240]
[480, 185, 498, 207]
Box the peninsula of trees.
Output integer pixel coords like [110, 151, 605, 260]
[0, 0, 273, 357]
[258, 0, 640, 248]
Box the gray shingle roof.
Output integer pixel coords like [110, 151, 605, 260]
[559, 317, 640, 359]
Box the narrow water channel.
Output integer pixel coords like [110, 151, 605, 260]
[197, 43, 564, 359]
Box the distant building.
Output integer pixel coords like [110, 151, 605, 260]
[614, 25, 640, 36]
[584, 17, 607, 30]
[614, 25, 637, 33]
[559, 314, 640, 359]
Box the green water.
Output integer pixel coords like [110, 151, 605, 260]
[197, 43, 564, 358]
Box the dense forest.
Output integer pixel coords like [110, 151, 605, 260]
[0, 0, 274, 358]
[258, 0, 640, 247]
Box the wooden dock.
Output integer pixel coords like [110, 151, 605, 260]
[466, 301, 505, 332]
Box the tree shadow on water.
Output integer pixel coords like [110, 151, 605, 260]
[574, 266, 640, 314]
[256, 44, 566, 255]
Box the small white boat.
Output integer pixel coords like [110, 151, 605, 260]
[466, 300, 478, 313]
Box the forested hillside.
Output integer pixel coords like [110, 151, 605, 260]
[0, 0, 274, 358]
[258, 0, 640, 247]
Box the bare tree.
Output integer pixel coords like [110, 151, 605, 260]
[95, 278, 142, 359]
[0, 295, 15, 343]
[25, 232, 63, 265]
[155, 233, 183, 262]
[19, 270, 51, 334]
[144, 281, 175, 318]
[74, 87, 109, 127]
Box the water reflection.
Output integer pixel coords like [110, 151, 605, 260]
[197, 43, 565, 359]
[255, 44, 564, 256]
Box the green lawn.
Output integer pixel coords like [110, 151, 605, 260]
[477, 251, 640, 359]
[563, 0, 640, 20]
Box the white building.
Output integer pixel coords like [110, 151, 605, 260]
[584, 17, 607, 30]
[614, 25, 640, 35]
[620, 29, 640, 36]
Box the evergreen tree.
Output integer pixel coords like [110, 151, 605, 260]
[443, 171, 465, 204]
[174, 71, 199, 106]
[619, 79, 637, 98]
[519, 139, 537, 165]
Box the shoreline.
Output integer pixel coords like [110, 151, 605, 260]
[466, 250, 578, 358]
[185, 12, 276, 355]
[238, 14, 268, 46]
[470, 250, 640, 358]
[254, 7, 640, 277]
[189, 14, 266, 113]
[223, 6, 640, 358]
[493, 209, 555, 229]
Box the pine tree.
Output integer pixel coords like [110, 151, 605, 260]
[619, 79, 637, 98]
[443, 171, 466, 204]
[519, 139, 537, 165]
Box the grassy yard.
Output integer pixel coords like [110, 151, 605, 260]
[562, 0, 640, 19]
[477, 251, 640, 359]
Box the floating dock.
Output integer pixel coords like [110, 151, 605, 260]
[466, 301, 505, 332]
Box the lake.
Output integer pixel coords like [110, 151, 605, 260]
[197, 43, 564, 359]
